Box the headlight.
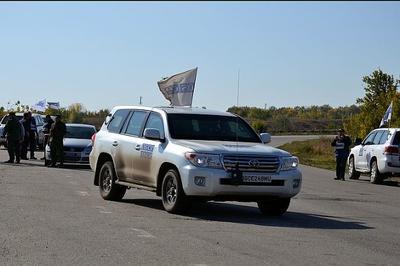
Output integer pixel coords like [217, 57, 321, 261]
[185, 152, 222, 169]
[280, 156, 299, 171]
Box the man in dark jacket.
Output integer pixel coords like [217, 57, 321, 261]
[49, 115, 66, 167]
[27, 112, 37, 160]
[2, 112, 24, 163]
[40, 115, 54, 160]
[331, 128, 352, 181]
[20, 112, 31, 160]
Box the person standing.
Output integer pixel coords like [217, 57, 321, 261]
[49, 115, 66, 167]
[41, 115, 54, 160]
[20, 112, 31, 160]
[331, 128, 352, 181]
[2, 112, 24, 163]
[28, 112, 38, 160]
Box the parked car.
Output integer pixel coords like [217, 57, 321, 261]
[348, 128, 400, 184]
[90, 106, 302, 215]
[44, 124, 96, 166]
[0, 112, 45, 148]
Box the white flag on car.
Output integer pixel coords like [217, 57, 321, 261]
[157, 68, 197, 107]
[47, 102, 60, 110]
[379, 102, 393, 127]
[31, 99, 46, 112]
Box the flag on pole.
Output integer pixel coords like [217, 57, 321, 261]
[47, 102, 60, 110]
[379, 102, 393, 127]
[31, 99, 46, 112]
[157, 68, 197, 107]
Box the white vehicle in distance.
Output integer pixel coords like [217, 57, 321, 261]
[90, 106, 302, 215]
[348, 128, 400, 184]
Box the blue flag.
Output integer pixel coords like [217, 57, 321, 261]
[379, 102, 393, 127]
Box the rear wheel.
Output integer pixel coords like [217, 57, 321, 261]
[348, 156, 360, 180]
[161, 169, 190, 214]
[370, 160, 382, 184]
[99, 161, 126, 200]
[257, 198, 290, 216]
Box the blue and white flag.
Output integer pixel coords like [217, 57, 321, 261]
[379, 102, 393, 127]
[31, 99, 46, 112]
[47, 102, 60, 110]
[157, 68, 197, 107]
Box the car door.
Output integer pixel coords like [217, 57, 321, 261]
[105, 109, 131, 180]
[119, 110, 149, 183]
[132, 112, 166, 188]
[357, 131, 376, 171]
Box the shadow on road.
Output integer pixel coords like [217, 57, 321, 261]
[121, 198, 373, 230]
[0, 161, 92, 171]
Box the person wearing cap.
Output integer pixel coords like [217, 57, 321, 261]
[2, 112, 24, 163]
[49, 115, 66, 167]
[331, 128, 352, 180]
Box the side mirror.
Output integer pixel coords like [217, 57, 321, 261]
[354, 138, 362, 146]
[260, 133, 271, 144]
[144, 128, 165, 142]
[104, 114, 112, 125]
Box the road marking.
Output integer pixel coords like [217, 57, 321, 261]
[78, 191, 89, 196]
[130, 228, 155, 238]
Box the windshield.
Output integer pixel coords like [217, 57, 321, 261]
[1, 115, 23, 124]
[167, 114, 261, 143]
[65, 126, 96, 139]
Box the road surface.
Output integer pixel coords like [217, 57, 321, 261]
[0, 138, 399, 265]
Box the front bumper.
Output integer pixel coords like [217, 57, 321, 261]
[180, 165, 302, 198]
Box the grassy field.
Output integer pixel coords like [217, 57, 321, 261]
[278, 137, 337, 171]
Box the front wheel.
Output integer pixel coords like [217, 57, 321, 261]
[99, 161, 126, 200]
[257, 198, 290, 216]
[161, 169, 190, 214]
[348, 156, 360, 180]
[370, 160, 382, 184]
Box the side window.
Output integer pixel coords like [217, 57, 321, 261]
[125, 111, 148, 136]
[143, 113, 164, 137]
[363, 132, 376, 145]
[107, 109, 130, 133]
[372, 131, 384, 145]
[379, 131, 389, 144]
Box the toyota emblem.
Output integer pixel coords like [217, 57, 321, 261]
[248, 159, 260, 168]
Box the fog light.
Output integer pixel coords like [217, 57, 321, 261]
[293, 179, 301, 188]
[194, 176, 206, 187]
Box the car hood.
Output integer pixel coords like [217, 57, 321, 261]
[63, 138, 92, 147]
[171, 139, 291, 157]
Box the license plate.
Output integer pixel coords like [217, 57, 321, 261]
[242, 175, 272, 183]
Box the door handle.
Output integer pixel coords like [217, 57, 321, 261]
[112, 141, 118, 147]
[135, 144, 141, 151]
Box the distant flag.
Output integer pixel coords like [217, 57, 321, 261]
[31, 99, 46, 112]
[157, 68, 198, 107]
[379, 102, 393, 127]
[47, 102, 60, 110]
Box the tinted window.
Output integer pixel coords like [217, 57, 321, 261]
[379, 131, 389, 144]
[392, 132, 400, 145]
[35, 116, 44, 126]
[363, 132, 376, 145]
[144, 113, 164, 137]
[125, 111, 148, 136]
[65, 126, 96, 139]
[373, 131, 384, 145]
[167, 114, 261, 142]
[107, 109, 130, 133]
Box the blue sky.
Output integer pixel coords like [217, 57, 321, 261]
[0, 2, 399, 111]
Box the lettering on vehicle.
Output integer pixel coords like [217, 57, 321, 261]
[140, 143, 155, 159]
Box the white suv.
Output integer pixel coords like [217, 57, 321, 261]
[90, 106, 302, 215]
[348, 128, 400, 184]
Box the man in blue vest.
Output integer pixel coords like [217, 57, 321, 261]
[331, 128, 352, 181]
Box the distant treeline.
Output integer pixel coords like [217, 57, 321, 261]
[227, 105, 361, 134]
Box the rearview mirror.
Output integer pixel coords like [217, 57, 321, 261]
[260, 133, 271, 144]
[354, 138, 362, 146]
[104, 114, 112, 125]
[144, 128, 165, 142]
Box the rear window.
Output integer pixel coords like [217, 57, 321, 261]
[65, 126, 96, 139]
[391, 132, 400, 145]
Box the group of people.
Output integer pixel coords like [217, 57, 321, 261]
[2, 111, 66, 167]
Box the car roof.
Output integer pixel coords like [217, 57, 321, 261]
[66, 123, 96, 128]
[111, 105, 235, 117]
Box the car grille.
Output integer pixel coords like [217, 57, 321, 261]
[222, 155, 280, 173]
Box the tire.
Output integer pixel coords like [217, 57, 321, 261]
[257, 198, 290, 216]
[161, 169, 190, 214]
[348, 156, 360, 180]
[370, 160, 382, 184]
[99, 161, 126, 201]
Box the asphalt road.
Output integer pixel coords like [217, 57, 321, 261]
[0, 138, 399, 265]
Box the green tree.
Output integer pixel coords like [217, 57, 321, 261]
[67, 103, 86, 123]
